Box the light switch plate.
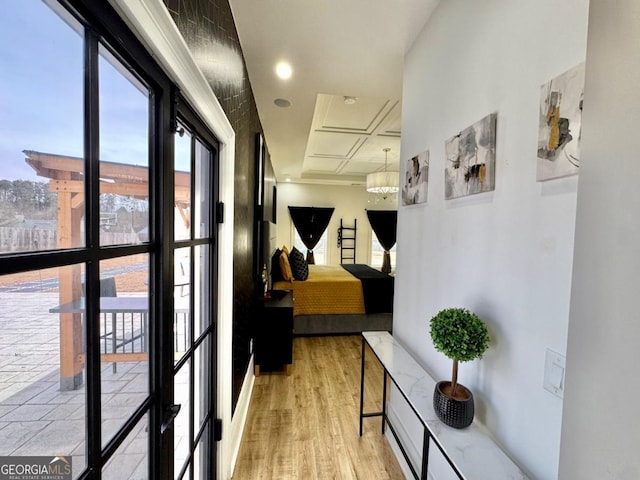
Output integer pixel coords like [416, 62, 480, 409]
[544, 348, 566, 398]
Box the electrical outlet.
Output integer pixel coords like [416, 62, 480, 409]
[543, 348, 566, 398]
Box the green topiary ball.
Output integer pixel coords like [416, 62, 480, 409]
[429, 307, 490, 362]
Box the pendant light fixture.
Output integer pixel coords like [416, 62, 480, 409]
[366, 148, 399, 200]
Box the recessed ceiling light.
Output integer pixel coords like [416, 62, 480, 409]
[343, 96, 357, 105]
[275, 62, 292, 80]
[274, 98, 291, 108]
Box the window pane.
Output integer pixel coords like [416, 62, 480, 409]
[0, 2, 84, 253]
[175, 126, 192, 241]
[174, 359, 191, 480]
[99, 46, 150, 246]
[174, 247, 191, 364]
[293, 229, 327, 264]
[194, 140, 210, 239]
[173, 245, 210, 356]
[99, 255, 149, 447]
[0, 266, 87, 477]
[102, 413, 149, 479]
[371, 235, 396, 270]
[193, 245, 210, 339]
[193, 423, 210, 480]
[194, 336, 210, 434]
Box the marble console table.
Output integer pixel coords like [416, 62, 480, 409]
[360, 331, 527, 480]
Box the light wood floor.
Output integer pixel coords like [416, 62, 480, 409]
[232, 335, 405, 479]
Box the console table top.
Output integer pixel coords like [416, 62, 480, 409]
[363, 331, 527, 480]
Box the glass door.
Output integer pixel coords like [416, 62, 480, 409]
[0, 2, 220, 478]
[170, 114, 218, 480]
[0, 3, 159, 478]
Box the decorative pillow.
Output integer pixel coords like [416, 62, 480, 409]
[289, 247, 309, 281]
[279, 251, 293, 282]
[270, 248, 283, 282]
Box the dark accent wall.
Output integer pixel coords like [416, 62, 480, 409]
[163, 0, 271, 412]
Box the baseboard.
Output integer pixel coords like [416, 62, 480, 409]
[227, 355, 255, 478]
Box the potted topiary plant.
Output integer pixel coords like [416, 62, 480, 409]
[429, 307, 490, 429]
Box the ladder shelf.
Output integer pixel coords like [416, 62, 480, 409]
[338, 218, 357, 264]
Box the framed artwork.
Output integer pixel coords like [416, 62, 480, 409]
[272, 185, 277, 223]
[401, 149, 429, 205]
[444, 113, 497, 199]
[537, 62, 585, 181]
[255, 132, 265, 205]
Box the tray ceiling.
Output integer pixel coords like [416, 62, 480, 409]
[229, 0, 440, 185]
[302, 94, 401, 183]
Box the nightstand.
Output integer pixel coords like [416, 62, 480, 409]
[254, 290, 293, 375]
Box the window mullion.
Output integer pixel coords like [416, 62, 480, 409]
[83, 28, 103, 479]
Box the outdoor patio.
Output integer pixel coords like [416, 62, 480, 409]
[0, 291, 172, 479]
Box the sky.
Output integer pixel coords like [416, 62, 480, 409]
[0, 1, 186, 182]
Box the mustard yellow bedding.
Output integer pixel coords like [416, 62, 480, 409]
[273, 264, 365, 316]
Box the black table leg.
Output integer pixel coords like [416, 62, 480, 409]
[421, 427, 430, 480]
[382, 369, 387, 434]
[359, 335, 366, 436]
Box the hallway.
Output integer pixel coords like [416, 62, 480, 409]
[233, 335, 404, 479]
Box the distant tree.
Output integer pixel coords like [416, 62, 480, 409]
[100, 193, 117, 213]
[10, 180, 33, 205]
[0, 179, 56, 219]
[0, 180, 11, 201]
[33, 182, 51, 209]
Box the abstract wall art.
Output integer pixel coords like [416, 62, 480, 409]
[444, 112, 497, 200]
[537, 62, 585, 181]
[401, 149, 429, 205]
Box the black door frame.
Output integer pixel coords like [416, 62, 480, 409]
[170, 97, 221, 480]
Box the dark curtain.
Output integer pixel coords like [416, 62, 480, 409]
[366, 210, 397, 274]
[288, 206, 334, 264]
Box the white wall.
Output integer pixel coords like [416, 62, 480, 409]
[276, 182, 397, 265]
[559, 1, 640, 478]
[395, 1, 588, 479]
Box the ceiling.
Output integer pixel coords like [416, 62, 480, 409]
[229, 0, 440, 186]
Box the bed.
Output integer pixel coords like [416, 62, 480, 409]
[272, 263, 393, 335]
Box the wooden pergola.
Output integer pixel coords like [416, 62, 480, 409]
[25, 150, 190, 390]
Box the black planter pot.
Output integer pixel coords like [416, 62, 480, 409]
[433, 381, 474, 429]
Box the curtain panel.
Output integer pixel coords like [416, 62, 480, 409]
[366, 210, 397, 274]
[288, 206, 334, 264]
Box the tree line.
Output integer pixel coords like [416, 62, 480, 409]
[0, 179, 57, 219]
[0, 178, 149, 228]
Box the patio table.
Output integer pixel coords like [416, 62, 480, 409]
[50, 297, 150, 374]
